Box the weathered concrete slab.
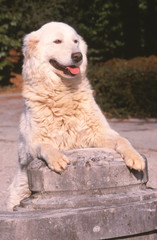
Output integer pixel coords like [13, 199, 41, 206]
[0, 191, 157, 240]
[0, 148, 157, 240]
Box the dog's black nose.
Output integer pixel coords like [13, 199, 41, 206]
[71, 52, 82, 63]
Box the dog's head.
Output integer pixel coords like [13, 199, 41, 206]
[23, 22, 87, 80]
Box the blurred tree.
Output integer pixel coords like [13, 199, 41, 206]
[119, 0, 141, 58]
[68, 0, 124, 61]
[0, 0, 21, 85]
[0, 0, 157, 86]
[145, 0, 157, 55]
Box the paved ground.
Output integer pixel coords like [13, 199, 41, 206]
[0, 94, 157, 211]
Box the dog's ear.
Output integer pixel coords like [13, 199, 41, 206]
[78, 35, 88, 55]
[78, 35, 88, 75]
[23, 31, 40, 60]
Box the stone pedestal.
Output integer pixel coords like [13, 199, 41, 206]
[0, 148, 157, 240]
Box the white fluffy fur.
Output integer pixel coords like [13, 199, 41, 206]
[8, 22, 145, 209]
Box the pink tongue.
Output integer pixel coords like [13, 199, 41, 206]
[66, 66, 80, 75]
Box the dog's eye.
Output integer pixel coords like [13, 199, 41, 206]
[74, 40, 78, 43]
[54, 39, 62, 44]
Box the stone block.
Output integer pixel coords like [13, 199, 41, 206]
[27, 148, 147, 194]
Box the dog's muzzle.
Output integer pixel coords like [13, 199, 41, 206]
[49, 52, 82, 76]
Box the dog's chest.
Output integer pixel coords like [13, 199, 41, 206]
[36, 97, 94, 149]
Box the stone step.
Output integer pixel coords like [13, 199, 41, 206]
[1, 194, 157, 240]
[20, 187, 157, 211]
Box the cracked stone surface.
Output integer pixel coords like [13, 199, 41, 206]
[1, 148, 157, 240]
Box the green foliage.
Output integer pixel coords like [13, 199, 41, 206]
[88, 56, 157, 118]
[0, 0, 21, 84]
[63, 0, 124, 61]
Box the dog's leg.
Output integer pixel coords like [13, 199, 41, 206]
[115, 135, 145, 171]
[36, 143, 70, 173]
[8, 164, 31, 210]
[94, 130, 145, 171]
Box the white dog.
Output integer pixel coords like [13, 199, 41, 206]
[8, 22, 145, 209]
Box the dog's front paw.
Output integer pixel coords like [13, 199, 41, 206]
[47, 151, 70, 173]
[124, 152, 145, 171]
